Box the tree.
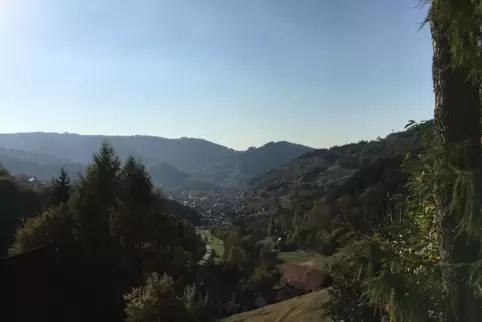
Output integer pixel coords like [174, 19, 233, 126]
[0, 167, 9, 177]
[52, 168, 71, 205]
[9, 204, 74, 256]
[5, 142, 209, 321]
[124, 272, 207, 322]
[428, 1, 482, 320]
[124, 272, 180, 322]
[0, 177, 40, 256]
[113, 155, 154, 282]
[70, 141, 122, 260]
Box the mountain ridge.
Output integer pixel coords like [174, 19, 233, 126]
[0, 132, 314, 189]
[244, 121, 433, 205]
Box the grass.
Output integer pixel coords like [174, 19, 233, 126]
[196, 228, 224, 263]
[222, 289, 330, 322]
[277, 251, 332, 271]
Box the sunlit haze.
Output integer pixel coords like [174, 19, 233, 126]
[0, 0, 433, 150]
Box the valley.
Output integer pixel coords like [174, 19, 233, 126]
[0, 125, 421, 321]
[1, 0, 479, 321]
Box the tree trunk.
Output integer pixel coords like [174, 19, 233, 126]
[431, 8, 482, 322]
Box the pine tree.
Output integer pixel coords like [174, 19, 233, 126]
[52, 167, 71, 205]
[428, 1, 482, 320]
[70, 141, 122, 265]
[116, 155, 155, 283]
[86, 140, 122, 206]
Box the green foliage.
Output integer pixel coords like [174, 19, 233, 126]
[246, 265, 280, 294]
[124, 272, 179, 322]
[7, 141, 207, 320]
[0, 166, 10, 177]
[422, 0, 482, 82]
[52, 168, 71, 205]
[323, 121, 445, 322]
[323, 258, 382, 322]
[124, 272, 211, 322]
[0, 177, 41, 256]
[9, 204, 74, 256]
[247, 124, 428, 204]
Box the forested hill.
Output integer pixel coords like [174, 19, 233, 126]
[0, 147, 87, 181]
[194, 141, 314, 186]
[0, 132, 239, 173]
[245, 121, 432, 205]
[0, 133, 313, 188]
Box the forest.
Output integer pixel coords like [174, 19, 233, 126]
[0, 142, 285, 322]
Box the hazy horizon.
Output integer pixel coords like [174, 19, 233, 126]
[0, 124, 416, 151]
[0, 0, 434, 150]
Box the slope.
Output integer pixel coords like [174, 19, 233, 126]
[245, 122, 431, 204]
[222, 289, 330, 322]
[0, 147, 86, 180]
[197, 141, 314, 187]
[0, 132, 239, 173]
[164, 199, 202, 225]
[147, 161, 190, 187]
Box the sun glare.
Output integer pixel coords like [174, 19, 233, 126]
[0, 0, 13, 30]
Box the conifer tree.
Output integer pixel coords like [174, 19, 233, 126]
[428, 1, 482, 320]
[52, 167, 71, 205]
[69, 141, 123, 267]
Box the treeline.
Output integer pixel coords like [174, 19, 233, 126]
[1, 142, 212, 321]
[261, 150, 409, 256]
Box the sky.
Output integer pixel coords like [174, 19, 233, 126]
[0, 0, 434, 150]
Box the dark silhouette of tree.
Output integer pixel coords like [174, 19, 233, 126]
[429, 1, 482, 320]
[52, 168, 71, 205]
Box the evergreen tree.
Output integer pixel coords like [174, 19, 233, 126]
[52, 168, 71, 205]
[86, 140, 122, 206]
[116, 155, 155, 284]
[7, 142, 208, 321]
[71, 141, 122, 255]
[428, 1, 482, 320]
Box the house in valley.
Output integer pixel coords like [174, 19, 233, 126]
[280, 264, 328, 292]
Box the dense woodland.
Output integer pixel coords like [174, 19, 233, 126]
[1, 143, 212, 321]
[0, 143, 284, 322]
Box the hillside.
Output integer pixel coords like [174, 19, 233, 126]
[0, 132, 239, 173]
[0, 133, 313, 189]
[222, 289, 330, 322]
[0, 147, 86, 180]
[245, 122, 431, 205]
[147, 162, 190, 187]
[164, 199, 202, 225]
[197, 141, 314, 187]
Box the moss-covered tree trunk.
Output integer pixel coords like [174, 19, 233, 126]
[430, 7, 482, 322]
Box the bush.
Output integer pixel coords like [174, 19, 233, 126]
[124, 272, 213, 322]
[9, 204, 73, 255]
[124, 272, 182, 322]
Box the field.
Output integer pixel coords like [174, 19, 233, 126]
[196, 228, 224, 262]
[222, 289, 330, 322]
[277, 251, 332, 271]
[197, 230, 331, 270]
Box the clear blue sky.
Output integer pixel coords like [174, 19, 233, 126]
[0, 0, 433, 150]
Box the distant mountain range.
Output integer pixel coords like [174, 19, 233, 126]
[0, 132, 314, 190]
